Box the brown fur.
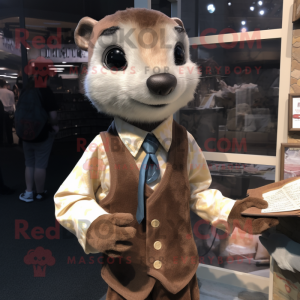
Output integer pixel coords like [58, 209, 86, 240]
[76, 9, 179, 65]
[106, 274, 200, 299]
[86, 213, 136, 256]
[134, 25, 168, 67]
[228, 197, 279, 235]
[112, 8, 172, 28]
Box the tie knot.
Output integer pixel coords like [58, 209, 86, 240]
[142, 134, 160, 154]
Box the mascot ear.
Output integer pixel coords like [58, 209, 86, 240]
[74, 17, 98, 51]
[171, 17, 185, 30]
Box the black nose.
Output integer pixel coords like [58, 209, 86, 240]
[146, 73, 177, 96]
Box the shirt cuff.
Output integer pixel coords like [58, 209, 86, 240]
[57, 200, 109, 255]
[211, 199, 236, 233]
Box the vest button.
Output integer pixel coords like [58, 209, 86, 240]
[151, 219, 160, 228]
[154, 241, 162, 250]
[153, 260, 162, 269]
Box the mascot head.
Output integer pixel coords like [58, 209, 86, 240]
[75, 8, 199, 123]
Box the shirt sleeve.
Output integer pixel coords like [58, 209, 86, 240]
[10, 91, 15, 106]
[9, 91, 15, 112]
[54, 134, 109, 254]
[10, 91, 16, 112]
[187, 131, 235, 233]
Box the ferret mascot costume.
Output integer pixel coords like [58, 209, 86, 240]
[54, 8, 278, 300]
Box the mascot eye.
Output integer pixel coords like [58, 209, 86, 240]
[174, 44, 185, 65]
[104, 47, 127, 70]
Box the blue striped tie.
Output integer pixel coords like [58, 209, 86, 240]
[136, 134, 160, 224]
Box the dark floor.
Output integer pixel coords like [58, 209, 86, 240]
[0, 137, 108, 300]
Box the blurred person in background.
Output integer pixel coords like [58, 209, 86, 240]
[0, 79, 15, 146]
[0, 95, 4, 145]
[16, 76, 59, 202]
[0, 99, 14, 195]
[14, 70, 23, 105]
[12, 83, 19, 104]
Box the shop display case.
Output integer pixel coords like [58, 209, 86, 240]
[174, 0, 290, 298]
[54, 93, 113, 141]
[180, 38, 281, 157]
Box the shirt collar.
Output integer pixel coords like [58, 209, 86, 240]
[114, 115, 173, 157]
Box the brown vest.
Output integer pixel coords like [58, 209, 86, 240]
[98, 120, 199, 300]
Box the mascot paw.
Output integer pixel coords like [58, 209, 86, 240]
[86, 213, 136, 257]
[228, 197, 279, 235]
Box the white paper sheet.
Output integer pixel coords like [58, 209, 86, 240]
[261, 179, 300, 213]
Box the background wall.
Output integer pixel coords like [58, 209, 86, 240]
[290, 23, 300, 142]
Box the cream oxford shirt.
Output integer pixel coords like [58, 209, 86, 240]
[54, 115, 235, 254]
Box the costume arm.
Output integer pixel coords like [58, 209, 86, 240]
[187, 132, 235, 232]
[54, 135, 109, 254]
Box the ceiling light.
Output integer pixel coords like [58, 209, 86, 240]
[60, 74, 79, 79]
[53, 65, 75, 67]
[259, 10, 265, 15]
[62, 61, 67, 64]
[228, 2, 231, 6]
[250, 6, 255, 11]
[258, 1, 263, 5]
[207, 4, 216, 13]
[241, 21, 246, 25]
[49, 68, 64, 70]
[0, 75, 16, 78]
